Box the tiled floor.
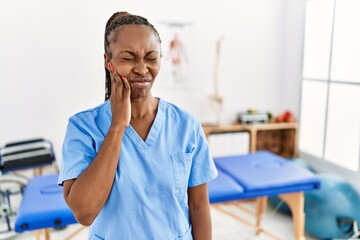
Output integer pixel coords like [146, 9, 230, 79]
[18, 201, 319, 240]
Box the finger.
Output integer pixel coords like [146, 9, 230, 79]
[110, 80, 117, 100]
[121, 76, 131, 98]
[111, 71, 120, 85]
[114, 71, 125, 86]
[110, 80, 119, 102]
[110, 75, 123, 99]
[111, 67, 124, 89]
[109, 67, 120, 85]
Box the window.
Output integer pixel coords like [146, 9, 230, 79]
[300, 0, 360, 172]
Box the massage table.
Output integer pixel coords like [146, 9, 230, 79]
[0, 138, 59, 240]
[209, 151, 321, 240]
[15, 174, 78, 240]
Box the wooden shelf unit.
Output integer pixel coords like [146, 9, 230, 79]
[202, 122, 298, 158]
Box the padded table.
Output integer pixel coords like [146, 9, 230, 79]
[15, 174, 77, 239]
[208, 151, 320, 240]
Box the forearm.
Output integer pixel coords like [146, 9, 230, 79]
[190, 205, 212, 240]
[188, 184, 212, 240]
[64, 126, 125, 225]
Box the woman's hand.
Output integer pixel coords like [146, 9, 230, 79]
[110, 72, 131, 130]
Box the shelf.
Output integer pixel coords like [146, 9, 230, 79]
[202, 122, 298, 158]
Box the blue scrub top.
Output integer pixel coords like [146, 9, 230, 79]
[59, 98, 218, 240]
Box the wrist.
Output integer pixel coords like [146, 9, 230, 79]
[109, 124, 127, 134]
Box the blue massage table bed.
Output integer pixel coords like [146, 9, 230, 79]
[14, 151, 320, 240]
[209, 151, 321, 240]
[15, 174, 77, 240]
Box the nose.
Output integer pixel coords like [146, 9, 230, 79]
[133, 60, 149, 75]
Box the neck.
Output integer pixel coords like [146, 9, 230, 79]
[131, 95, 158, 119]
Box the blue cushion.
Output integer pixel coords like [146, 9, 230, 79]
[208, 168, 244, 204]
[15, 174, 77, 232]
[214, 151, 320, 197]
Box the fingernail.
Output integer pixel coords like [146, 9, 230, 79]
[107, 63, 113, 73]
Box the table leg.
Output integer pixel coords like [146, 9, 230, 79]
[278, 192, 305, 240]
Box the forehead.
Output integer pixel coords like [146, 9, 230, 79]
[109, 25, 160, 54]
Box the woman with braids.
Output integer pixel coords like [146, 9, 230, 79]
[58, 11, 217, 240]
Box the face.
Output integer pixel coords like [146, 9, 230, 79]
[105, 25, 161, 100]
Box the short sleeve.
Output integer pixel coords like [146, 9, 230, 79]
[188, 121, 218, 187]
[58, 118, 96, 185]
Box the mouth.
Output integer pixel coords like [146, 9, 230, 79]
[129, 79, 151, 89]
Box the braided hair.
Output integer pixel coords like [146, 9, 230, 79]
[104, 12, 162, 101]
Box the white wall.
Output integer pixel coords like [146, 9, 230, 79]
[281, 0, 307, 116]
[0, 0, 306, 164]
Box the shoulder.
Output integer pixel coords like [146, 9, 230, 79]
[69, 101, 110, 125]
[160, 99, 201, 134]
[161, 99, 199, 125]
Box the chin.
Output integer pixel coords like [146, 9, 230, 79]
[130, 90, 151, 100]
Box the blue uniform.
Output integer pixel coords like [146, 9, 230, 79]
[58, 98, 218, 240]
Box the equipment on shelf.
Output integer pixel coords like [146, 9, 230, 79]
[237, 110, 269, 124]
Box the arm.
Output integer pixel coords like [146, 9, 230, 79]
[63, 75, 131, 226]
[188, 183, 212, 240]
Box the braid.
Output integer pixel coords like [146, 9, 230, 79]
[104, 12, 162, 101]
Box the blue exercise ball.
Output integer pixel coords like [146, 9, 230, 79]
[305, 173, 360, 239]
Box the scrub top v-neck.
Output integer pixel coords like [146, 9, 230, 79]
[59, 98, 217, 240]
[124, 99, 164, 151]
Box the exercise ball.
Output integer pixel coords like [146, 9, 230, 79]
[305, 173, 360, 239]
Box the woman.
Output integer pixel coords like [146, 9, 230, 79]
[59, 11, 217, 240]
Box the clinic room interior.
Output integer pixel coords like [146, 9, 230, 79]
[1, 0, 359, 240]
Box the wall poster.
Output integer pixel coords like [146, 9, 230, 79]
[157, 21, 195, 89]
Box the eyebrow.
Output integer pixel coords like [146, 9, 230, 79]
[118, 50, 159, 57]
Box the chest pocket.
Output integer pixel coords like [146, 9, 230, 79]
[171, 153, 192, 199]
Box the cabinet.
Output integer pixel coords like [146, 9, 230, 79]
[202, 122, 298, 158]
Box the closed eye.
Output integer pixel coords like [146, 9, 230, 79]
[121, 58, 136, 62]
[146, 58, 158, 62]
